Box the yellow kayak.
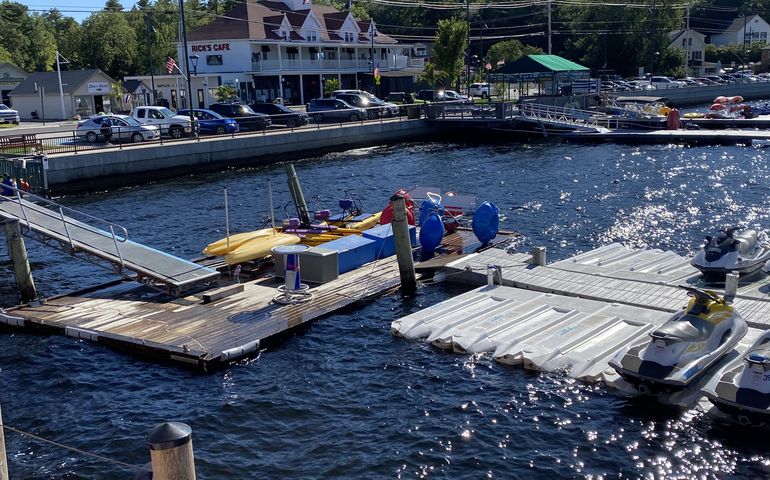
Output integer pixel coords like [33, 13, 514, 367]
[348, 212, 382, 231]
[203, 228, 276, 256]
[224, 232, 300, 265]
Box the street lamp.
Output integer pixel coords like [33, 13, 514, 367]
[189, 54, 199, 108]
[235, 78, 240, 102]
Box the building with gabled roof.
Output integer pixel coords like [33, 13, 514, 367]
[149, 0, 419, 106]
[710, 14, 770, 47]
[0, 62, 27, 106]
[668, 29, 707, 76]
[10, 69, 118, 120]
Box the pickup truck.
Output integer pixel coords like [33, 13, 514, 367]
[131, 106, 193, 138]
[0, 104, 20, 124]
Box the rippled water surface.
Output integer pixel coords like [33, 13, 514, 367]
[2, 141, 770, 478]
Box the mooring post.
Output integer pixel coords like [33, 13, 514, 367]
[531, 246, 547, 266]
[147, 422, 196, 480]
[390, 194, 416, 294]
[2, 219, 36, 302]
[725, 270, 739, 304]
[0, 401, 9, 480]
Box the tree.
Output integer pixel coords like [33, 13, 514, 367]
[323, 77, 340, 96]
[214, 85, 236, 102]
[433, 18, 467, 89]
[0, 45, 11, 64]
[79, 4, 138, 78]
[487, 39, 542, 68]
[417, 62, 437, 88]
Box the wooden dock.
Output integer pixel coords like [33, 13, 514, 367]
[0, 256, 402, 370]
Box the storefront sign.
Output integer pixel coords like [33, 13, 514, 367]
[87, 82, 110, 93]
[191, 43, 231, 52]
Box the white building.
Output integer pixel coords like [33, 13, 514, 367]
[10, 69, 119, 120]
[0, 63, 27, 107]
[710, 14, 770, 47]
[668, 29, 707, 76]
[129, 0, 422, 108]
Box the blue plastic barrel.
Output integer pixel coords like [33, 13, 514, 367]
[472, 202, 500, 245]
[419, 211, 444, 257]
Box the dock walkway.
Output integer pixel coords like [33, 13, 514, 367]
[1, 256, 401, 370]
[0, 192, 218, 295]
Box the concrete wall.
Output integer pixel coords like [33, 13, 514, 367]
[46, 119, 438, 193]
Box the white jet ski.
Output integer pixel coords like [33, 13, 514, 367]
[608, 286, 747, 394]
[690, 227, 770, 278]
[704, 330, 770, 425]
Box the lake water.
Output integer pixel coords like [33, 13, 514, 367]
[1, 140, 770, 479]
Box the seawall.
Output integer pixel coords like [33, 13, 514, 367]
[45, 118, 439, 194]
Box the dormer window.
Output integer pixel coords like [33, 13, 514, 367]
[306, 30, 318, 42]
[344, 32, 354, 42]
[281, 31, 288, 40]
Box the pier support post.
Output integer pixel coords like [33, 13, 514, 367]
[0, 402, 8, 480]
[390, 194, 416, 294]
[531, 246, 547, 266]
[147, 422, 196, 480]
[725, 271, 739, 304]
[2, 219, 36, 302]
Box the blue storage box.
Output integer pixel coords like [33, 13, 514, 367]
[321, 235, 377, 273]
[362, 224, 417, 258]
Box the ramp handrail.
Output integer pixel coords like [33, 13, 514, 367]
[2, 184, 129, 269]
[519, 103, 608, 128]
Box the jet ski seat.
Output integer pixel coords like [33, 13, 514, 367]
[734, 229, 758, 255]
[653, 315, 715, 342]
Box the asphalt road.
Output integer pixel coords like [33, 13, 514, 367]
[1, 120, 80, 137]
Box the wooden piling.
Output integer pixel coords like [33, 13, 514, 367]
[147, 422, 196, 480]
[390, 194, 416, 293]
[0, 401, 9, 480]
[2, 219, 35, 302]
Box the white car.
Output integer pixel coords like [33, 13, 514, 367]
[131, 106, 193, 138]
[649, 76, 686, 89]
[76, 114, 160, 143]
[469, 82, 492, 98]
[0, 104, 19, 124]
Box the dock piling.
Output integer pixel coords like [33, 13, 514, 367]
[531, 246, 547, 266]
[147, 422, 196, 480]
[0, 401, 8, 480]
[725, 271, 739, 304]
[390, 194, 416, 294]
[2, 218, 36, 302]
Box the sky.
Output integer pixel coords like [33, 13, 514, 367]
[16, 0, 138, 22]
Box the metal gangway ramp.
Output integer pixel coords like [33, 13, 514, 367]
[0, 187, 219, 296]
[518, 103, 611, 133]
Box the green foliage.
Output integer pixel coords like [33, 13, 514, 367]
[705, 43, 766, 69]
[215, 84, 236, 102]
[433, 18, 467, 89]
[323, 77, 340, 95]
[0, 45, 11, 64]
[79, 7, 138, 78]
[487, 39, 542, 68]
[417, 62, 436, 88]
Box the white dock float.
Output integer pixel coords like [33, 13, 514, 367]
[392, 244, 770, 407]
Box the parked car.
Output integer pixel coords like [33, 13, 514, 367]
[469, 82, 492, 98]
[329, 92, 380, 119]
[306, 98, 367, 122]
[0, 104, 19, 124]
[649, 76, 685, 89]
[131, 106, 193, 138]
[249, 102, 309, 128]
[177, 108, 239, 135]
[416, 90, 446, 102]
[694, 77, 719, 85]
[443, 90, 472, 103]
[208, 103, 272, 131]
[76, 114, 160, 143]
[332, 90, 400, 117]
[386, 92, 416, 104]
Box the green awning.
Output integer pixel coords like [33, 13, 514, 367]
[495, 55, 589, 75]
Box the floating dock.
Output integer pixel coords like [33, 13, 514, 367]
[392, 243, 770, 404]
[562, 129, 770, 146]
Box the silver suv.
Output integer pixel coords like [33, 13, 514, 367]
[469, 83, 492, 98]
[306, 98, 367, 122]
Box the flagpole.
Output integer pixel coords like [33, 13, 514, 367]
[56, 51, 66, 119]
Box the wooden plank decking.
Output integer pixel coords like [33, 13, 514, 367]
[1, 256, 401, 370]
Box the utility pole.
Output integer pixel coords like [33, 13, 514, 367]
[685, 6, 690, 76]
[55, 51, 67, 119]
[145, 13, 157, 105]
[547, 0, 552, 55]
[466, 0, 470, 93]
[178, 0, 195, 134]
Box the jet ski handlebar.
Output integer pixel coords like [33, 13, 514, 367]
[679, 285, 723, 305]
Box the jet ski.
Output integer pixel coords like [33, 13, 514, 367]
[704, 330, 770, 425]
[608, 286, 747, 394]
[690, 227, 770, 278]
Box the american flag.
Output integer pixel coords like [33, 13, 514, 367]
[166, 56, 177, 74]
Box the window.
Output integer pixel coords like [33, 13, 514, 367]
[207, 55, 223, 66]
[306, 30, 318, 42]
[252, 52, 260, 63]
[692, 51, 702, 60]
[281, 31, 288, 41]
[136, 109, 146, 118]
[344, 32, 354, 42]
[762, 32, 768, 41]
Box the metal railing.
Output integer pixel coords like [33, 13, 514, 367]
[1, 183, 129, 269]
[519, 103, 607, 129]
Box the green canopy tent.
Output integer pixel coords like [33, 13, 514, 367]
[487, 55, 591, 100]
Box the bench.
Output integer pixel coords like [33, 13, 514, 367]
[0, 134, 42, 154]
